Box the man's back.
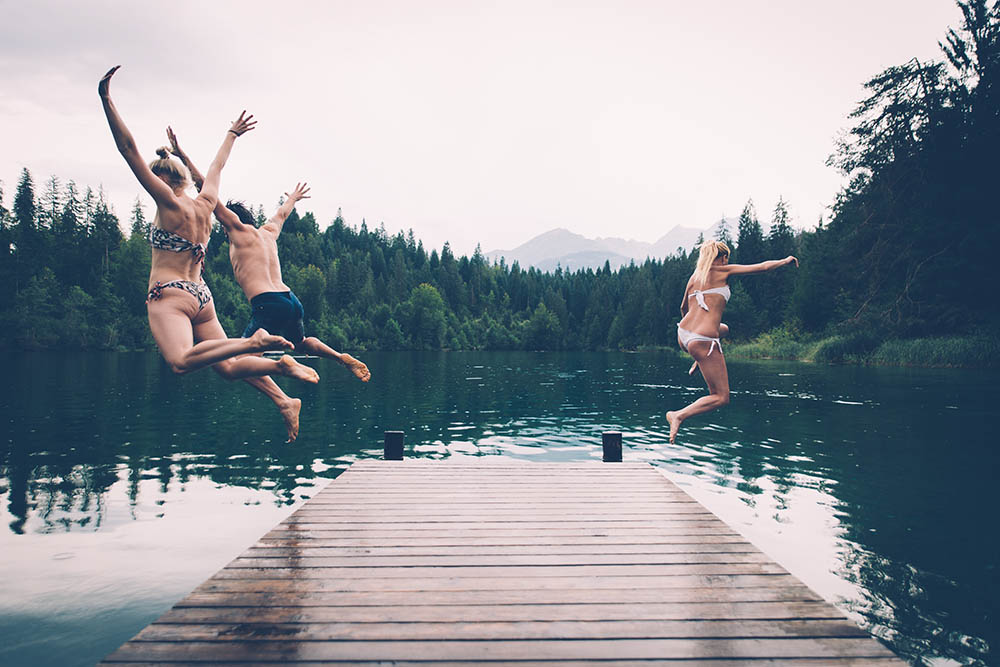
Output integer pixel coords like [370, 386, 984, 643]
[228, 224, 289, 300]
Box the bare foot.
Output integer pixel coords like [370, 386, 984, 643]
[276, 355, 320, 384]
[249, 328, 293, 352]
[688, 360, 698, 376]
[341, 353, 371, 382]
[279, 398, 302, 442]
[666, 411, 682, 444]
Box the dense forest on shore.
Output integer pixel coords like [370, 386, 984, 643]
[1, 1, 996, 361]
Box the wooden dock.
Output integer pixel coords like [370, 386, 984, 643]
[102, 459, 903, 664]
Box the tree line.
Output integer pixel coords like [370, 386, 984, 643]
[0, 171, 802, 351]
[1, 0, 995, 353]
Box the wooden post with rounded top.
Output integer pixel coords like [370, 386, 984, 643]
[602, 431, 622, 462]
[384, 431, 404, 460]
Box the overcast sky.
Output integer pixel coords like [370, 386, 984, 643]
[1, 0, 963, 256]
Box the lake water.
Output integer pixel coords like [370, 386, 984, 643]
[1, 351, 997, 666]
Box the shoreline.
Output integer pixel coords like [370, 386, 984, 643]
[718, 331, 1000, 369]
[9, 335, 999, 370]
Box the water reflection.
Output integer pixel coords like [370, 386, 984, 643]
[2, 351, 998, 665]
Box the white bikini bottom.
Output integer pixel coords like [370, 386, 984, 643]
[677, 325, 721, 356]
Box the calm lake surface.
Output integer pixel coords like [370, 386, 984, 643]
[1, 350, 997, 666]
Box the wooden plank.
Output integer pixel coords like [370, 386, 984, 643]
[290, 507, 712, 516]
[103, 637, 897, 662]
[273, 520, 731, 530]
[290, 502, 701, 509]
[226, 553, 773, 567]
[275, 515, 731, 525]
[101, 660, 906, 667]
[154, 600, 850, 623]
[213, 563, 790, 579]
[243, 543, 765, 556]
[176, 586, 822, 607]
[252, 534, 756, 546]
[193, 573, 804, 594]
[132, 618, 868, 641]
[261, 531, 745, 541]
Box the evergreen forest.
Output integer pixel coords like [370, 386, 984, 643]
[1, 1, 996, 360]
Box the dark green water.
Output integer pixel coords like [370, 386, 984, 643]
[1, 351, 996, 666]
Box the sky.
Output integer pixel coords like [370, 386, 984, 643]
[0, 0, 964, 256]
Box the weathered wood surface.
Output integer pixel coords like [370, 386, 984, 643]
[102, 460, 902, 664]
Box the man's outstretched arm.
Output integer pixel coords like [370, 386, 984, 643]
[166, 126, 206, 191]
[263, 182, 310, 236]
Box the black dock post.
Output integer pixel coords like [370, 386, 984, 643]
[384, 431, 404, 460]
[602, 431, 622, 462]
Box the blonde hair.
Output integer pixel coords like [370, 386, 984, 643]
[148, 147, 190, 188]
[691, 240, 730, 288]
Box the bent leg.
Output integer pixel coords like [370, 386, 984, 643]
[669, 341, 730, 443]
[196, 314, 302, 442]
[298, 336, 371, 382]
[148, 293, 293, 374]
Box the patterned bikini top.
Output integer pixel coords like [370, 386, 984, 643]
[148, 226, 207, 265]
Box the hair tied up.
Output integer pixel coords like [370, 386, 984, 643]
[691, 239, 731, 288]
[155, 146, 171, 160]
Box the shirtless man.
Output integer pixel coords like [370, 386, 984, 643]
[168, 129, 371, 386]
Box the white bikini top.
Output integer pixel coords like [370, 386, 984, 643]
[688, 285, 731, 311]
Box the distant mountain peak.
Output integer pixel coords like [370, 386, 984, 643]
[485, 219, 735, 272]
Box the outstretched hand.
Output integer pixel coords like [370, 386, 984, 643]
[285, 182, 311, 202]
[166, 126, 184, 157]
[786, 255, 799, 267]
[229, 111, 257, 137]
[98, 65, 120, 98]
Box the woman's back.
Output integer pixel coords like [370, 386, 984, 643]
[148, 196, 213, 286]
[679, 266, 730, 336]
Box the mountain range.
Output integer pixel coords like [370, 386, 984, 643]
[485, 218, 737, 272]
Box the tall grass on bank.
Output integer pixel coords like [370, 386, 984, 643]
[867, 335, 1000, 368]
[723, 327, 810, 361]
[725, 328, 1000, 368]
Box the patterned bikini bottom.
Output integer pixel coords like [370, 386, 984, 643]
[146, 280, 213, 311]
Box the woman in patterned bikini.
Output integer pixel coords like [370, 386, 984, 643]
[666, 240, 797, 444]
[98, 66, 319, 395]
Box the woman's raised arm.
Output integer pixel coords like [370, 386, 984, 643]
[98, 66, 178, 210]
[722, 255, 799, 276]
[197, 111, 256, 209]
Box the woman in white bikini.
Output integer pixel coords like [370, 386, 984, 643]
[98, 66, 319, 392]
[667, 240, 798, 443]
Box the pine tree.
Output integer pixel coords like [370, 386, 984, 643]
[0, 179, 9, 228]
[735, 199, 765, 264]
[82, 187, 96, 233]
[713, 216, 733, 247]
[129, 197, 149, 237]
[91, 191, 123, 279]
[767, 198, 795, 258]
[764, 197, 796, 329]
[60, 181, 83, 235]
[39, 175, 61, 230]
[13, 168, 36, 232]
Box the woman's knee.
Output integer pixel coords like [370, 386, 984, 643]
[166, 358, 193, 375]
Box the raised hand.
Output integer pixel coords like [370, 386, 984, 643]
[166, 126, 184, 157]
[786, 255, 799, 267]
[228, 110, 257, 137]
[98, 65, 120, 98]
[285, 182, 311, 202]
